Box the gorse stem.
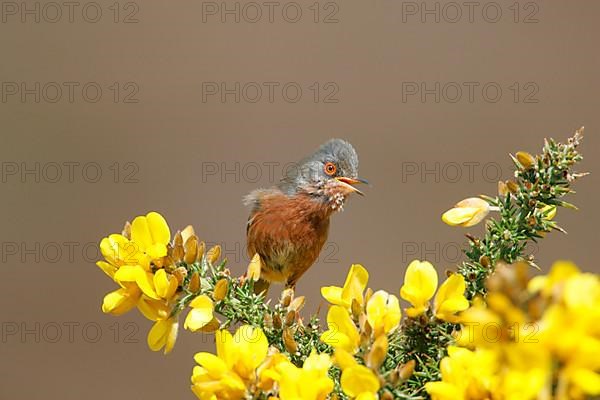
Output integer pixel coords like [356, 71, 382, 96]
[459, 127, 585, 298]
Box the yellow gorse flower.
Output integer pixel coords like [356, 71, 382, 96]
[130, 211, 171, 260]
[427, 344, 551, 400]
[110, 213, 173, 300]
[97, 211, 221, 354]
[98, 233, 147, 271]
[184, 295, 216, 332]
[147, 318, 179, 354]
[101, 284, 140, 316]
[537, 268, 600, 397]
[275, 350, 334, 400]
[425, 346, 497, 400]
[434, 273, 470, 323]
[154, 268, 178, 299]
[191, 325, 269, 399]
[98, 233, 149, 316]
[455, 297, 502, 348]
[99, 211, 170, 273]
[137, 295, 170, 321]
[113, 265, 161, 300]
[98, 212, 174, 308]
[321, 305, 360, 353]
[434, 262, 600, 399]
[442, 197, 490, 227]
[400, 260, 438, 317]
[366, 290, 401, 337]
[528, 260, 579, 297]
[335, 349, 380, 400]
[400, 260, 469, 321]
[256, 352, 290, 392]
[321, 264, 369, 308]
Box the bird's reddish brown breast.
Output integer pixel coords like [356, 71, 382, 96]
[246, 190, 331, 285]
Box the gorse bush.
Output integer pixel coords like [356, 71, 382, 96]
[94, 127, 600, 399]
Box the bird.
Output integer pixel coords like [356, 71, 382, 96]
[244, 139, 367, 294]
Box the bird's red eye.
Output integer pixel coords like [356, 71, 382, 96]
[324, 162, 337, 176]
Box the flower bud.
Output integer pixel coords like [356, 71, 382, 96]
[398, 360, 416, 381]
[479, 255, 491, 268]
[367, 335, 388, 369]
[196, 241, 205, 262]
[388, 370, 400, 386]
[173, 267, 188, 285]
[273, 313, 283, 330]
[283, 328, 297, 354]
[540, 204, 557, 220]
[288, 296, 305, 313]
[263, 314, 273, 329]
[184, 235, 199, 264]
[516, 151, 535, 169]
[280, 288, 294, 307]
[351, 298, 362, 320]
[285, 310, 297, 326]
[381, 391, 394, 400]
[207, 245, 221, 265]
[173, 230, 182, 246]
[213, 278, 228, 301]
[188, 271, 200, 293]
[247, 253, 262, 282]
[359, 314, 372, 341]
[360, 330, 371, 348]
[172, 231, 184, 262]
[122, 221, 131, 239]
[358, 314, 373, 347]
[181, 225, 195, 244]
[498, 181, 508, 196]
[506, 180, 519, 194]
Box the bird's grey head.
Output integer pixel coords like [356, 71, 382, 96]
[279, 139, 366, 210]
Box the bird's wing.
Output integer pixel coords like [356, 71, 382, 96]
[244, 188, 281, 233]
[245, 189, 294, 269]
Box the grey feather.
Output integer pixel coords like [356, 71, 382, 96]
[278, 139, 359, 195]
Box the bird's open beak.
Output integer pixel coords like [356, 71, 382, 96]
[335, 177, 368, 196]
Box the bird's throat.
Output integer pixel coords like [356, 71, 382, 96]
[298, 189, 346, 215]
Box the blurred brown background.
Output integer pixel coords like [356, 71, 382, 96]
[1, 0, 599, 398]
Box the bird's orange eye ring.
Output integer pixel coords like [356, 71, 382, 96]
[324, 162, 337, 176]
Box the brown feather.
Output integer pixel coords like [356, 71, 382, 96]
[246, 189, 332, 288]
